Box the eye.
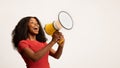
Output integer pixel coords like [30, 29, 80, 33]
[29, 21, 34, 24]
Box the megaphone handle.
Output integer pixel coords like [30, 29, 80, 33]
[57, 38, 64, 44]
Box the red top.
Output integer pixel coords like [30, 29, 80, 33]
[18, 40, 50, 68]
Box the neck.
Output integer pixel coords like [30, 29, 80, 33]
[27, 33, 36, 41]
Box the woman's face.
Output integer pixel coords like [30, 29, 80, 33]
[28, 18, 40, 35]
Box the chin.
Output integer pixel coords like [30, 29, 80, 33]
[35, 32, 39, 35]
[32, 32, 39, 35]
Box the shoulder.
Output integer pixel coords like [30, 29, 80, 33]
[18, 40, 29, 52]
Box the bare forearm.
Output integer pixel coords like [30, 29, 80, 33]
[53, 46, 64, 59]
[33, 41, 56, 61]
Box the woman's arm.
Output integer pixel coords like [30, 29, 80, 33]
[20, 31, 60, 62]
[49, 33, 65, 59]
[21, 41, 56, 62]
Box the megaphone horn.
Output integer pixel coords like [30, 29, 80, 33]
[44, 11, 73, 36]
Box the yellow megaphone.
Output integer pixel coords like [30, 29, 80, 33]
[44, 11, 73, 43]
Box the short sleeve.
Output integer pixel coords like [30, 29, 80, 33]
[18, 40, 29, 53]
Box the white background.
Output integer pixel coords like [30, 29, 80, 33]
[0, 0, 120, 68]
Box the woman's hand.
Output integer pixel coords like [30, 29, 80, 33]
[57, 32, 65, 47]
[51, 31, 65, 46]
[51, 31, 61, 43]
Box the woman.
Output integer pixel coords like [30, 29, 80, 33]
[12, 16, 65, 68]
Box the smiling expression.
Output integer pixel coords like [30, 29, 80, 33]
[28, 18, 40, 35]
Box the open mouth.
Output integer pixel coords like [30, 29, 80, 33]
[33, 27, 39, 31]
